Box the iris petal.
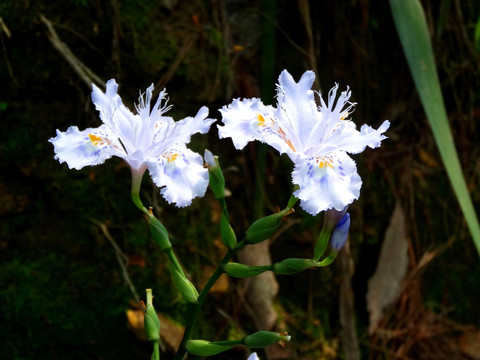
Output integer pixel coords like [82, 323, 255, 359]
[292, 152, 361, 215]
[49, 125, 124, 170]
[147, 146, 209, 207]
[218, 98, 274, 149]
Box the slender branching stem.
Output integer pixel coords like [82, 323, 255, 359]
[174, 239, 247, 360]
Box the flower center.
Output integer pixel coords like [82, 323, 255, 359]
[163, 151, 179, 163]
[315, 156, 334, 169]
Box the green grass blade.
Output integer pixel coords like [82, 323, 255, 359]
[389, 0, 480, 256]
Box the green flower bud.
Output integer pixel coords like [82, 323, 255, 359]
[287, 193, 299, 210]
[171, 265, 198, 303]
[223, 262, 269, 278]
[244, 331, 291, 348]
[273, 258, 314, 275]
[149, 215, 172, 251]
[245, 213, 283, 245]
[144, 289, 160, 343]
[221, 214, 237, 249]
[205, 150, 226, 199]
[186, 340, 235, 356]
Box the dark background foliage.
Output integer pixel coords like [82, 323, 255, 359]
[1, 0, 479, 359]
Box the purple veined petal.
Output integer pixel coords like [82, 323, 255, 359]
[292, 151, 362, 215]
[147, 145, 209, 207]
[49, 125, 125, 170]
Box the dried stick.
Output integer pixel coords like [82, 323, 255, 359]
[92, 219, 141, 304]
[39, 13, 104, 89]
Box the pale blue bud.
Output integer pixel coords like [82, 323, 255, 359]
[330, 213, 350, 251]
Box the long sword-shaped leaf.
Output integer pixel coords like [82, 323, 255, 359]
[389, 0, 480, 256]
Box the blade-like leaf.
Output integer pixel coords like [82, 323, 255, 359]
[389, 0, 480, 256]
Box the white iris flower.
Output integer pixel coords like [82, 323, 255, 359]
[218, 70, 390, 215]
[50, 79, 215, 207]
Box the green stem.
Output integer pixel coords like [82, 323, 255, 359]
[165, 248, 185, 275]
[130, 168, 149, 215]
[174, 239, 247, 360]
[315, 256, 336, 267]
[152, 342, 160, 360]
[174, 195, 297, 359]
[313, 230, 331, 262]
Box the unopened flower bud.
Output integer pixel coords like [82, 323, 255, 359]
[204, 149, 216, 168]
[144, 289, 160, 343]
[273, 258, 314, 275]
[171, 265, 198, 303]
[244, 331, 291, 348]
[186, 340, 236, 356]
[330, 213, 350, 251]
[245, 212, 286, 245]
[148, 215, 172, 251]
[287, 193, 299, 210]
[204, 149, 225, 199]
[313, 206, 348, 261]
[223, 262, 268, 278]
[221, 215, 237, 249]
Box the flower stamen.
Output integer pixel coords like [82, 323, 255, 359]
[163, 152, 179, 163]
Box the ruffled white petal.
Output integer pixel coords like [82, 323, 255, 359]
[247, 353, 260, 360]
[327, 120, 390, 154]
[218, 98, 273, 150]
[292, 152, 362, 215]
[91, 80, 138, 153]
[147, 106, 215, 157]
[170, 106, 216, 144]
[147, 145, 209, 207]
[275, 70, 319, 149]
[49, 125, 125, 170]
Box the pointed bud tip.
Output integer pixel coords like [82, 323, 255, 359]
[204, 149, 216, 168]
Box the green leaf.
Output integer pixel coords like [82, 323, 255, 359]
[390, 0, 480, 256]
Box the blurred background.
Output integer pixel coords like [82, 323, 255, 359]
[1, 0, 480, 359]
